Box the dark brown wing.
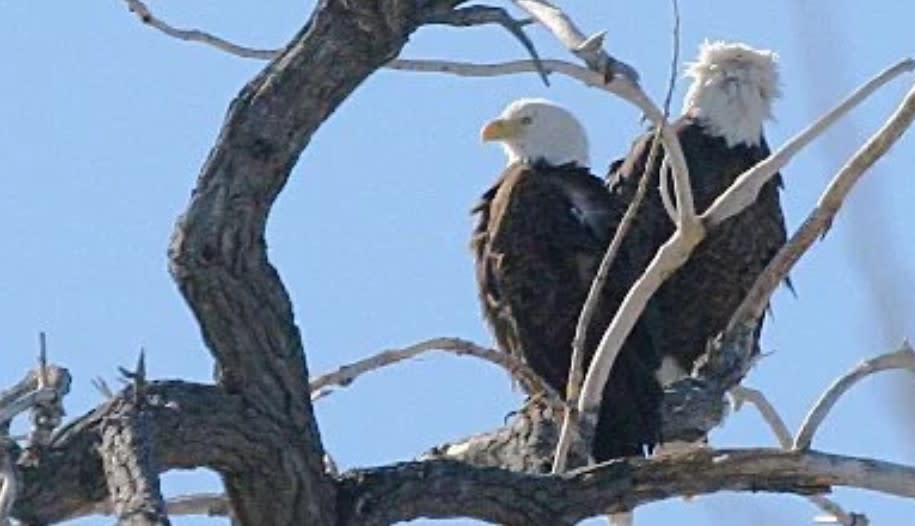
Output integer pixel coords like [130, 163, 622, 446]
[608, 118, 788, 374]
[472, 162, 662, 459]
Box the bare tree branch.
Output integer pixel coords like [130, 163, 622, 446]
[160, 0, 446, 521]
[309, 337, 560, 403]
[707, 58, 915, 231]
[725, 61, 915, 330]
[731, 386, 864, 526]
[0, 365, 70, 429]
[121, 0, 277, 59]
[553, 0, 682, 475]
[795, 343, 915, 450]
[338, 448, 915, 525]
[12, 381, 298, 524]
[419, 5, 548, 85]
[99, 381, 171, 526]
[510, 0, 638, 82]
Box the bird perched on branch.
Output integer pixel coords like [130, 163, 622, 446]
[470, 40, 788, 465]
[471, 98, 664, 460]
[608, 40, 789, 388]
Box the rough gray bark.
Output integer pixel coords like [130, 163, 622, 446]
[98, 389, 170, 526]
[164, 0, 441, 523]
[13, 382, 258, 523]
[425, 321, 751, 471]
[11, 378, 915, 526]
[339, 449, 915, 526]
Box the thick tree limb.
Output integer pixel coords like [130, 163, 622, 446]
[162, 0, 447, 520]
[795, 343, 915, 450]
[99, 390, 171, 526]
[11, 381, 291, 524]
[0, 439, 15, 526]
[338, 448, 915, 525]
[309, 337, 559, 403]
[731, 386, 863, 526]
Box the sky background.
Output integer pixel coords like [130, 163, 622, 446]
[1, 1, 914, 524]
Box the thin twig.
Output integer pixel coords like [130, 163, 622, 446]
[309, 337, 562, 403]
[122, 0, 549, 85]
[658, 156, 678, 223]
[725, 61, 915, 330]
[731, 386, 864, 526]
[795, 343, 915, 450]
[551, 136, 662, 475]
[511, 0, 638, 82]
[552, 0, 682, 474]
[122, 0, 277, 59]
[92, 377, 116, 399]
[119, 0, 698, 235]
[420, 5, 548, 86]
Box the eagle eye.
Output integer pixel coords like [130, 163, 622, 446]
[520, 116, 533, 126]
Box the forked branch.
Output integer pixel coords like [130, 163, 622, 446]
[731, 386, 864, 526]
[795, 343, 915, 450]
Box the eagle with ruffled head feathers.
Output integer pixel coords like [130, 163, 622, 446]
[608, 40, 788, 386]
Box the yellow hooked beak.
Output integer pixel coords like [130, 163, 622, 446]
[480, 118, 523, 142]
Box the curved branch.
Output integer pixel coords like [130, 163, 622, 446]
[731, 386, 862, 525]
[338, 449, 915, 525]
[310, 337, 560, 403]
[795, 344, 915, 450]
[163, 0, 433, 522]
[511, 0, 638, 82]
[419, 5, 548, 85]
[122, 0, 277, 59]
[725, 63, 915, 329]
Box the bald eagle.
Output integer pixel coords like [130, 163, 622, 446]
[608, 41, 789, 386]
[471, 99, 663, 460]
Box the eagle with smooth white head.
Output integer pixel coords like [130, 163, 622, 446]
[471, 98, 664, 460]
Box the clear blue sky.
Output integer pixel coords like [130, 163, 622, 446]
[1, 1, 914, 524]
